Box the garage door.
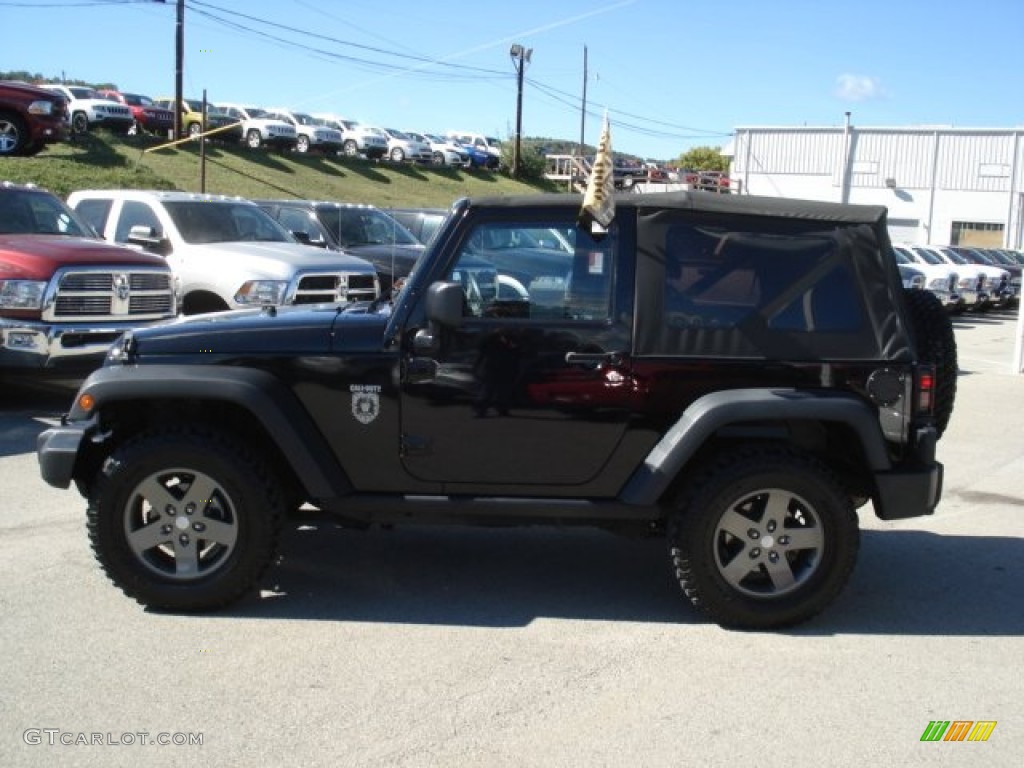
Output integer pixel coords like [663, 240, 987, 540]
[887, 218, 920, 243]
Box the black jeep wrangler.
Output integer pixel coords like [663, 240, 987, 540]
[37, 191, 954, 629]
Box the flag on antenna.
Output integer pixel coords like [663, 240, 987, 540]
[580, 113, 615, 229]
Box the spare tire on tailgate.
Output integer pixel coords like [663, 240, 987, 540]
[903, 288, 957, 437]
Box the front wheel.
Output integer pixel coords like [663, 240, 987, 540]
[668, 446, 858, 629]
[0, 112, 29, 156]
[390, 147, 405, 162]
[296, 135, 310, 153]
[246, 129, 263, 149]
[87, 429, 283, 611]
[71, 111, 89, 134]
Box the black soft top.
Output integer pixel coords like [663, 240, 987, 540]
[458, 190, 888, 227]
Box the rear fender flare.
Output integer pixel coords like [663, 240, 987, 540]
[620, 388, 890, 505]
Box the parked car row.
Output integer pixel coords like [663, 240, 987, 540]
[892, 242, 1019, 311]
[1, 79, 505, 168]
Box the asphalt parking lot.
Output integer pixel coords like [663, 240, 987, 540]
[1, 309, 1021, 768]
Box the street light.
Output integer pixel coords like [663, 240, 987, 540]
[509, 44, 532, 178]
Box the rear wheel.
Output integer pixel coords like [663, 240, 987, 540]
[669, 446, 859, 629]
[87, 429, 283, 611]
[903, 288, 957, 437]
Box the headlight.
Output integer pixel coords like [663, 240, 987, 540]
[234, 280, 287, 305]
[27, 100, 56, 116]
[0, 280, 47, 309]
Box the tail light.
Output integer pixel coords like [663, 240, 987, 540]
[915, 364, 936, 415]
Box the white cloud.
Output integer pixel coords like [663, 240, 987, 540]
[835, 74, 882, 102]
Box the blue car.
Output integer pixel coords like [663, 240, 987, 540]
[458, 141, 499, 169]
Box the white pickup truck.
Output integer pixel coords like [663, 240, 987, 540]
[68, 190, 379, 315]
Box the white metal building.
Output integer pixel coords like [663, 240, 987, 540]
[726, 123, 1024, 249]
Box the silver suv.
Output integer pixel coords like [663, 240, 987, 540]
[313, 114, 388, 159]
[67, 190, 379, 315]
[215, 103, 297, 150]
[264, 108, 343, 154]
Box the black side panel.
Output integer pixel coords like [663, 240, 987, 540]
[70, 365, 351, 499]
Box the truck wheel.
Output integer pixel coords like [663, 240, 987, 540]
[668, 446, 858, 629]
[903, 288, 957, 437]
[86, 429, 283, 611]
[72, 111, 89, 134]
[0, 112, 29, 156]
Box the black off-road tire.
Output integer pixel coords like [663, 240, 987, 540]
[87, 428, 283, 611]
[668, 446, 859, 630]
[903, 288, 958, 437]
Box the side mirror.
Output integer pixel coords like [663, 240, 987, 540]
[425, 281, 465, 328]
[127, 224, 170, 256]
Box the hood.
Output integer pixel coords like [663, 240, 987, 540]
[127, 305, 339, 358]
[122, 304, 390, 360]
[0, 235, 168, 279]
[185, 241, 378, 278]
[339, 243, 423, 279]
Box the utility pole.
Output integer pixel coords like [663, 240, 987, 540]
[175, 0, 184, 139]
[509, 44, 532, 178]
[156, 0, 183, 138]
[578, 45, 587, 156]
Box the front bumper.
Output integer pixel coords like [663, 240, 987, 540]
[1, 318, 139, 370]
[37, 417, 94, 490]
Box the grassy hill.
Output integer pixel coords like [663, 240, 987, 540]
[2, 132, 562, 207]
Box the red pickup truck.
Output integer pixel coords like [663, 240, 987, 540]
[0, 80, 68, 157]
[0, 182, 177, 373]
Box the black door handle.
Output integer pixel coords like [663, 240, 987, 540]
[564, 350, 625, 366]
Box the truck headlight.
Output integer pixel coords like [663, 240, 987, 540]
[27, 100, 56, 116]
[235, 280, 287, 305]
[0, 280, 47, 309]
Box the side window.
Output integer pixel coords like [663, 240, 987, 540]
[448, 220, 615, 321]
[277, 208, 324, 243]
[114, 201, 162, 243]
[71, 198, 112, 236]
[664, 224, 862, 333]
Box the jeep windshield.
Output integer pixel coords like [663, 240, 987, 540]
[163, 201, 294, 245]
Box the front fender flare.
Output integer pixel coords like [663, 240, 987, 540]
[620, 388, 890, 506]
[66, 364, 351, 500]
